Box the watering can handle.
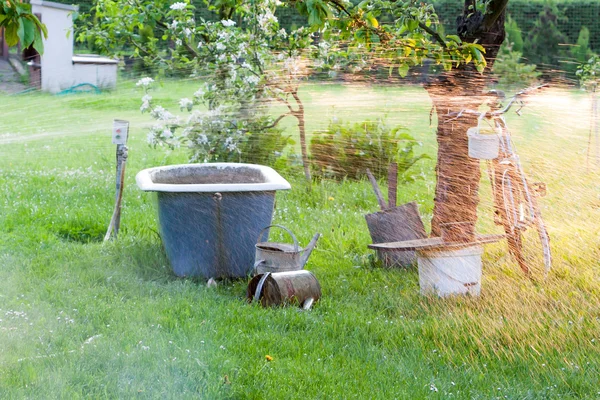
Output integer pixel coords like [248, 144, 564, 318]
[256, 225, 299, 252]
[252, 259, 265, 275]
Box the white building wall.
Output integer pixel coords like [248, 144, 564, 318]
[31, 0, 77, 93]
[72, 57, 118, 89]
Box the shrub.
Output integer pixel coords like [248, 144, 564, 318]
[493, 43, 541, 86]
[310, 118, 428, 181]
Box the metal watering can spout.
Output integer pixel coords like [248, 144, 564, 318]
[300, 233, 321, 268]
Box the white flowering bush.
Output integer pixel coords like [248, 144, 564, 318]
[139, 78, 290, 164]
[127, 0, 310, 168]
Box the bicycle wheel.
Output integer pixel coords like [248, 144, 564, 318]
[499, 167, 529, 274]
[496, 164, 552, 278]
[516, 194, 552, 279]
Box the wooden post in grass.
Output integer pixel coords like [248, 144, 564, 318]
[104, 119, 129, 241]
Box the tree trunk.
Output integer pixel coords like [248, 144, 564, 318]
[425, 2, 507, 237]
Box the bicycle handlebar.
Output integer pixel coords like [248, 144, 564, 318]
[444, 84, 548, 120]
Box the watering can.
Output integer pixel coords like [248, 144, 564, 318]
[253, 225, 320, 275]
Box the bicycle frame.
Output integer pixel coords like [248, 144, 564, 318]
[491, 116, 539, 230]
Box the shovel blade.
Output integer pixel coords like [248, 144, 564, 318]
[365, 201, 426, 268]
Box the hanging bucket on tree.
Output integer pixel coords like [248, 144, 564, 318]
[247, 271, 321, 309]
[417, 245, 483, 297]
[467, 127, 500, 160]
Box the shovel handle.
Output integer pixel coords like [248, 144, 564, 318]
[388, 163, 397, 208]
[366, 169, 387, 210]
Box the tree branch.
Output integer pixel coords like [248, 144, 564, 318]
[418, 22, 446, 48]
[261, 112, 293, 130]
[482, 0, 509, 30]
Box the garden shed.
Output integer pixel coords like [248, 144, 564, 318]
[28, 0, 118, 93]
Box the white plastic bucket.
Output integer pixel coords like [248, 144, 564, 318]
[467, 127, 500, 160]
[417, 245, 483, 297]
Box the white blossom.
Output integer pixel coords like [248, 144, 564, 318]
[136, 77, 154, 87]
[150, 106, 175, 121]
[224, 136, 238, 152]
[179, 98, 193, 110]
[243, 75, 260, 85]
[197, 134, 209, 145]
[140, 94, 152, 112]
[169, 2, 186, 11]
[221, 19, 236, 27]
[162, 128, 173, 138]
[216, 42, 226, 51]
[193, 88, 204, 99]
[147, 131, 157, 145]
[257, 10, 277, 30]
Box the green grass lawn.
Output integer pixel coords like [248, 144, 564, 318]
[1, 80, 599, 399]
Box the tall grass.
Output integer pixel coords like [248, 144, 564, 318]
[0, 81, 599, 398]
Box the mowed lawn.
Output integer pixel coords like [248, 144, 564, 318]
[0, 80, 599, 399]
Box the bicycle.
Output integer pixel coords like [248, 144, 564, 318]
[446, 86, 552, 278]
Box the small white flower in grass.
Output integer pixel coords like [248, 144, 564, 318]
[429, 383, 438, 392]
[170, 2, 186, 11]
[83, 334, 102, 345]
[221, 19, 236, 27]
[136, 77, 154, 87]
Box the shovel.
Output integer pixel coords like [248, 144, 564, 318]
[365, 164, 426, 268]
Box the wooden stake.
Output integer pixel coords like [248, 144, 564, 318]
[104, 147, 128, 241]
[105, 119, 130, 241]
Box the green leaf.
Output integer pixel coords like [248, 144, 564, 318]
[406, 19, 418, 32]
[33, 26, 44, 54]
[4, 22, 19, 46]
[366, 14, 378, 29]
[19, 17, 35, 48]
[446, 35, 461, 44]
[398, 64, 409, 78]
